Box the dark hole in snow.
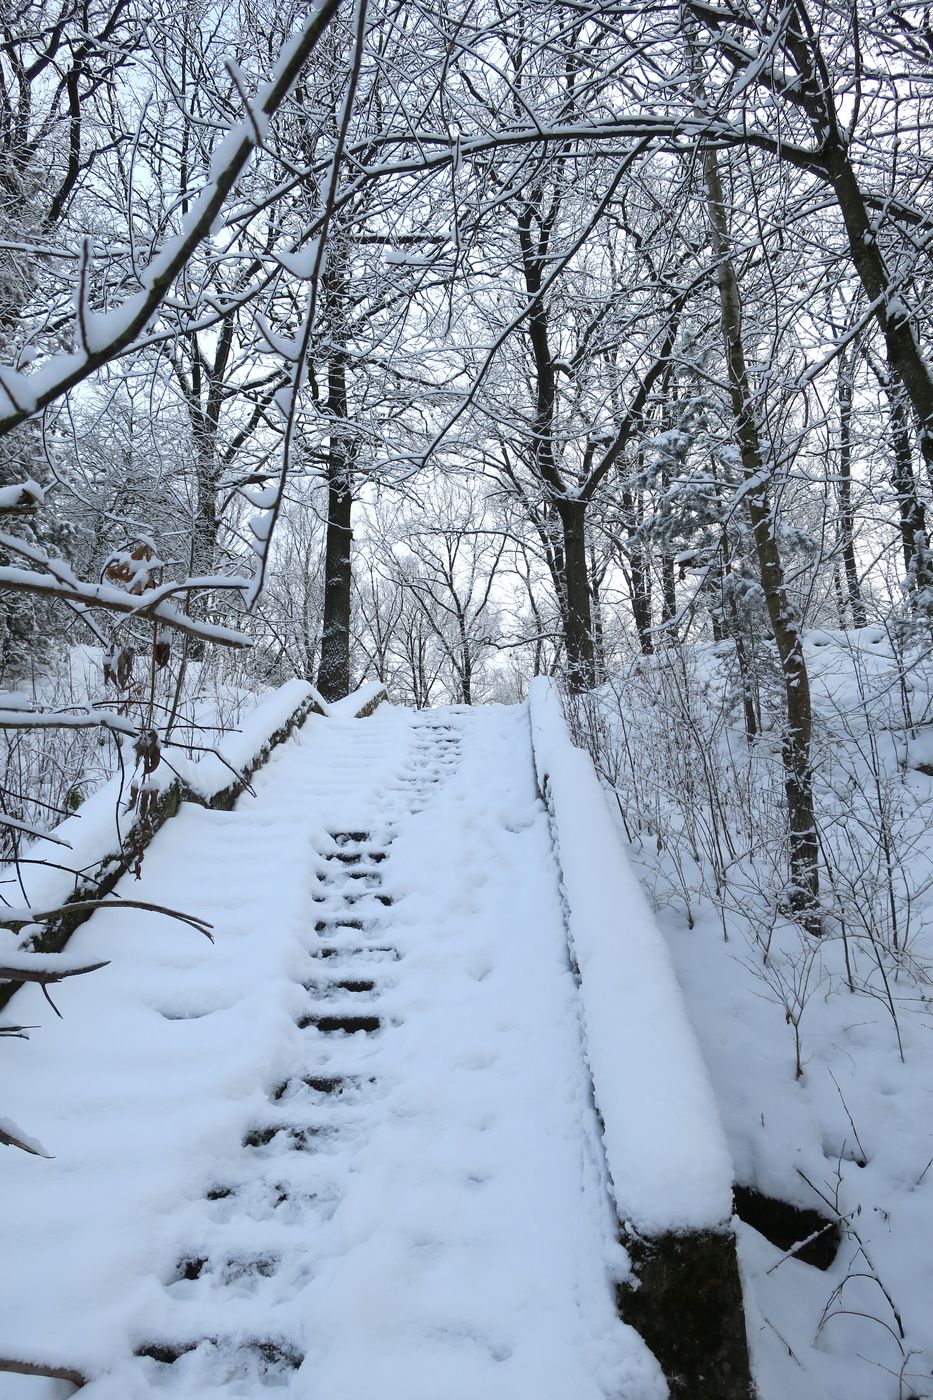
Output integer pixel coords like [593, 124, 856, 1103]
[312, 944, 399, 962]
[327, 851, 362, 865]
[175, 1256, 206, 1281]
[205, 1185, 234, 1200]
[299, 1013, 381, 1034]
[332, 831, 369, 845]
[733, 1185, 842, 1269]
[243, 1125, 279, 1147]
[135, 1341, 198, 1365]
[304, 978, 375, 994]
[301, 1075, 345, 1094]
[376, 894, 393, 907]
[136, 1338, 302, 1372]
[272, 1074, 353, 1099]
[248, 1340, 303, 1369]
[243, 1124, 324, 1149]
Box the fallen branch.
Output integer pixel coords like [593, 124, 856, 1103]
[0, 1356, 86, 1385]
[0, 959, 111, 1017]
[0, 1116, 52, 1157]
[0, 813, 73, 847]
[1, 898, 213, 937]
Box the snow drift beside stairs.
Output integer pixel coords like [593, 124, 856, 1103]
[528, 676, 735, 1237]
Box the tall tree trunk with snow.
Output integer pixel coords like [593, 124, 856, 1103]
[174, 315, 238, 657]
[836, 355, 867, 628]
[555, 498, 596, 691]
[621, 484, 654, 655]
[703, 143, 819, 926]
[317, 344, 355, 702]
[517, 206, 597, 693]
[885, 382, 930, 586]
[865, 350, 932, 588]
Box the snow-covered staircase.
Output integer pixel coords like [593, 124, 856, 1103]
[0, 697, 748, 1400]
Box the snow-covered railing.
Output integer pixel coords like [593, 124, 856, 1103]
[527, 677, 753, 1400]
[0, 680, 386, 1010]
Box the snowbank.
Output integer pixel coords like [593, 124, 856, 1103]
[528, 676, 735, 1237]
[181, 677, 321, 800]
[327, 679, 387, 719]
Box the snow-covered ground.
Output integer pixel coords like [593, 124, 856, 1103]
[587, 630, 933, 1400]
[0, 701, 668, 1399]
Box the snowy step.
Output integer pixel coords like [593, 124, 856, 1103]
[303, 976, 379, 994]
[311, 942, 399, 961]
[297, 1011, 383, 1034]
[272, 1073, 376, 1100]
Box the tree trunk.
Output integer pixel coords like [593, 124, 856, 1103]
[317, 347, 354, 702]
[887, 383, 929, 581]
[557, 497, 596, 691]
[622, 486, 654, 655]
[589, 544, 606, 680]
[836, 358, 867, 628]
[703, 142, 819, 926]
[457, 608, 473, 705]
[660, 546, 677, 640]
[721, 534, 759, 742]
[630, 553, 654, 655]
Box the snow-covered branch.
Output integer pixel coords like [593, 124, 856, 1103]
[0, 0, 341, 438]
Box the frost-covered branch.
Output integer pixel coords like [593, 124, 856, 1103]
[0, 0, 341, 438]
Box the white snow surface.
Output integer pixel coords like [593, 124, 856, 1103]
[180, 677, 319, 799]
[528, 677, 735, 1236]
[590, 631, 933, 1400]
[0, 701, 665, 1399]
[1, 678, 337, 922]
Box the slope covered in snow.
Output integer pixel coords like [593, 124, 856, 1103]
[580, 631, 933, 1400]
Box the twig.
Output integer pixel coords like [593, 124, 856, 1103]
[0, 960, 111, 1018]
[765, 1214, 852, 1274]
[0, 898, 213, 939]
[828, 1067, 869, 1164]
[0, 1357, 86, 1386]
[0, 813, 72, 848]
[0, 1122, 51, 1157]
